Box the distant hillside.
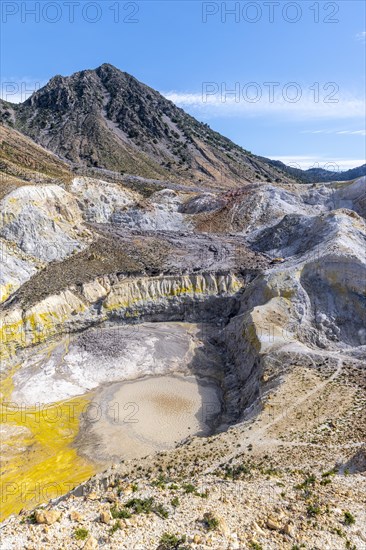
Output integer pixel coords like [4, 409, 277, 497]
[0, 64, 297, 189]
[266, 158, 366, 183]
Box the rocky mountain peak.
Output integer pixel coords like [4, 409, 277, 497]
[1, 64, 299, 187]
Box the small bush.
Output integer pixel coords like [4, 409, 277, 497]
[321, 468, 336, 478]
[154, 503, 169, 519]
[158, 532, 188, 550]
[27, 511, 37, 524]
[110, 505, 131, 519]
[152, 474, 168, 489]
[307, 503, 321, 517]
[344, 511, 356, 526]
[224, 463, 251, 480]
[295, 474, 316, 490]
[125, 497, 154, 514]
[203, 511, 220, 531]
[74, 528, 89, 541]
[332, 527, 345, 537]
[109, 520, 122, 536]
[182, 483, 196, 494]
[320, 478, 332, 486]
[171, 496, 180, 508]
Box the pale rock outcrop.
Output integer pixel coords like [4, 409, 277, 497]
[70, 177, 137, 223]
[0, 185, 91, 262]
[112, 188, 192, 231]
[330, 176, 366, 217]
[0, 238, 39, 302]
[0, 184, 93, 304]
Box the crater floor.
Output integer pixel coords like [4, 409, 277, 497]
[76, 374, 221, 463]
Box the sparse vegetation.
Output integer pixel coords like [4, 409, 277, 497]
[109, 520, 122, 536]
[154, 503, 169, 519]
[74, 528, 89, 540]
[125, 497, 154, 515]
[307, 502, 321, 517]
[158, 532, 188, 550]
[343, 511, 355, 526]
[171, 496, 180, 508]
[182, 483, 196, 494]
[110, 505, 132, 519]
[202, 511, 220, 531]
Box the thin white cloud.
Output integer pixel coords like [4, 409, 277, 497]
[164, 90, 365, 121]
[356, 31, 366, 42]
[267, 156, 365, 171]
[335, 130, 366, 135]
[301, 129, 366, 135]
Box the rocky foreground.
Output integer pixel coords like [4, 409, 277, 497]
[1, 404, 365, 549]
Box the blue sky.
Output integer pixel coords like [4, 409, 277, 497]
[1, 0, 365, 170]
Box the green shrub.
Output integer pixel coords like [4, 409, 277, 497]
[182, 483, 196, 494]
[295, 474, 316, 490]
[307, 503, 321, 517]
[344, 511, 356, 526]
[109, 520, 122, 536]
[110, 505, 131, 519]
[27, 511, 37, 524]
[154, 503, 169, 519]
[203, 512, 220, 531]
[158, 532, 188, 549]
[171, 496, 180, 508]
[152, 474, 168, 489]
[125, 497, 154, 514]
[322, 468, 336, 478]
[74, 528, 89, 540]
[224, 463, 251, 480]
[320, 478, 332, 486]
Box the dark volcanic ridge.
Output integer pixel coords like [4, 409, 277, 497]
[0, 63, 306, 188]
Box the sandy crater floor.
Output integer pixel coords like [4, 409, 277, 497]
[77, 374, 222, 463]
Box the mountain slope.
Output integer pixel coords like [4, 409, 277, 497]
[0, 124, 71, 199]
[0, 64, 297, 188]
